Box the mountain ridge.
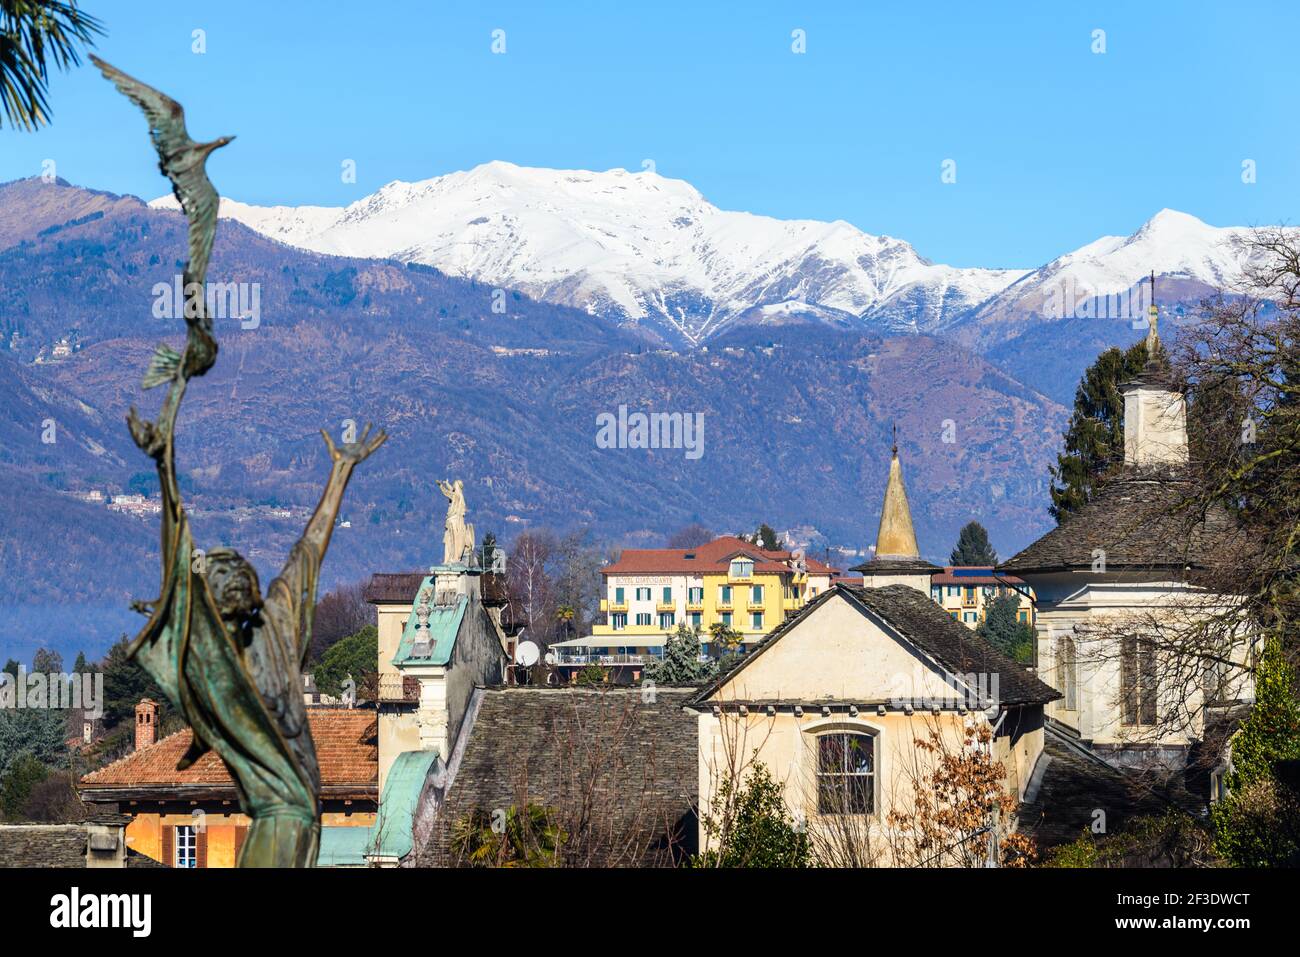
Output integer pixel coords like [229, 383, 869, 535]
[150, 161, 1029, 345]
[147, 162, 1270, 356]
[0, 177, 1073, 661]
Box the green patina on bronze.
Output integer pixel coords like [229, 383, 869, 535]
[92, 57, 386, 867]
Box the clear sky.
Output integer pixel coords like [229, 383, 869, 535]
[0, 0, 1294, 267]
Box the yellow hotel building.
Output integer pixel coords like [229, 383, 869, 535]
[553, 536, 840, 666]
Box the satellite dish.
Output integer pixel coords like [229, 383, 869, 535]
[514, 640, 540, 667]
[543, 651, 556, 665]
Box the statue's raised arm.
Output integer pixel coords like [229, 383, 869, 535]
[98, 58, 385, 867]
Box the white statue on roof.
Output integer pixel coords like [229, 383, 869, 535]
[437, 479, 476, 566]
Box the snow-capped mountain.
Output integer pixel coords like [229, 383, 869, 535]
[152, 164, 1273, 350]
[150, 161, 1025, 344]
[955, 208, 1264, 350]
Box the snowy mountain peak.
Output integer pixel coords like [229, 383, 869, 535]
[151, 161, 1025, 344]
[1129, 207, 1217, 246]
[152, 163, 1269, 349]
[952, 207, 1275, 351]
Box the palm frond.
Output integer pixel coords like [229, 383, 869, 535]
[0, 0, 104, 131]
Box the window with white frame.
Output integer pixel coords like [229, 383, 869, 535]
[751, 612, 763, 630]
[816, 732, 875, 814]
[635, 587, 651, 601]
[611, 613, 627, 630]
[175, 825, 197, 868]
[635, 613, 652, 627]
[729, 559, 754, 579]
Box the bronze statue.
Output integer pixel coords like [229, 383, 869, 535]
[93, 57, 386, 867]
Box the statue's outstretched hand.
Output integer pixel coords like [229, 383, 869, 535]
[321, 423, 388, 466]
[127, 406, 166, 460]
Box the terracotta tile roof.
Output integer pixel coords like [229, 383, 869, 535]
[931, 566, 1026, 587]
[80, 709, 378, 796]
[602, 535, 838, 577]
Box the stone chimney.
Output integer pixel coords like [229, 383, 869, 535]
[135, 698, 159, 752]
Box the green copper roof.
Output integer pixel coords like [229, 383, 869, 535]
[392, 576, 468, 667]
[369, 749, 440, 860]
[318, 825, 372, 867]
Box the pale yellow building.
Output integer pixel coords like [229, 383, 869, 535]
[688, 446, 1059, 864]
[930, 567, 1034, 629]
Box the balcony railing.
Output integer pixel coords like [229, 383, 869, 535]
[656, 601, 675, 612]
[379, 672, 417, 703]
[553, 653, 659, 666]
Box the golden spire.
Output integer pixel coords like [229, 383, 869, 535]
[874, 438, 921, 560]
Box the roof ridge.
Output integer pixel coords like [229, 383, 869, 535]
[80, 726, 193, 784]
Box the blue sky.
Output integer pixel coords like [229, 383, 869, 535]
[0, 0, 1294, 267]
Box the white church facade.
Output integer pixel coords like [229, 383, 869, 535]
[1001, 319, 1255, 771]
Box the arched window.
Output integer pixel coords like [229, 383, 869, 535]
[816, 732, 875, 814]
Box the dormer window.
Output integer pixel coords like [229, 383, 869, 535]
[729, 558, 754, 579]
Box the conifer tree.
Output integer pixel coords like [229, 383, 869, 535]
[975, 593, 1035, 663]
[1048, 340, 1149, 521]
[949, 521, 998, 566]
[1211, 639, 1300, 866]
[644, 624, 716, 685]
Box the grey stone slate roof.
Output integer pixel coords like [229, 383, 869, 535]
[1018, 723, 1202, 850]
[845, 585, 1060, 707]
[1000, 473, 1238, 575]
[849, 556, 942, 574]
[690, 584, 1059, 708]
[0, 824, 165, 868]
[418, 686, 698, 867]
[0, 825, 89, 867]
[364, 572, 425, 604]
